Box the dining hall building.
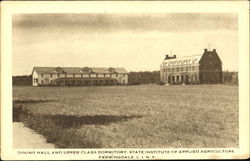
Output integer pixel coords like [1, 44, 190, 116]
[32, 67, 128, 86]
[160, 49, 223, 85]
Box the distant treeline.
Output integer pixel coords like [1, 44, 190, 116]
[128, 71, 239, 85]
[223, 71, 238, 85]
[13, 75, 32, 86]
[12, 71, 238, 86]
[128, 71, 161, 85]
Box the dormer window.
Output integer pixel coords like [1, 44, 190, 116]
[106, 67, 116, 73]
[53, 67, 64, 73]
[80, 67, 92, 73]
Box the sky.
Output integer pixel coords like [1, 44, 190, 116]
[12, 13, 238, 76]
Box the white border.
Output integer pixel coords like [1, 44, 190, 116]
[1, 1, 249, 160]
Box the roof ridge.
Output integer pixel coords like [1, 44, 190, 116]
[34, 66, 125, 68]
[33, 66, 128, 74]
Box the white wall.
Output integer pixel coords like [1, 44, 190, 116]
[75, 74, 81, 78]
[90, 74, 97, 78]
[67, 74, 74, 78]
[82, 74, 89, 78]
[34, 72, 129, 85]
[32, 70, 38, 86]
[59, 73, 66, 78]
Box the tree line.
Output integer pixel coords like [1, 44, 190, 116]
[12, 71, 238, 86]
[128, 71, 161, 85]
[223, 71, 238, 85]
[12, 75, 32, 86]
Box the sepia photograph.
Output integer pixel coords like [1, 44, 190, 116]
[1, 1, 249, 160]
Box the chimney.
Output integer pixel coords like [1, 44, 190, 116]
[213, 49, 216, 52]
[173, 55, 176, 58]
[165, 54, 169, 60]
[204, 48, 208, 52]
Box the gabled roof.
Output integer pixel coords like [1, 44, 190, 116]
[32, 67, 128, 74]
[161, 55, 203, 67]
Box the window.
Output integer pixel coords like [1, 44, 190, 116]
[186, 67, 188, 71]
[81, 74, 83, 78]
[50, 74, 53, 78]
[89, 73, 91, 77]
[104, 74, 106, 77]
[116, 74, 118, 77]
[41, 80, 44, 84]
[58, 74, 60, 77]
[73, 74, 75, 78]
[123, 74, 125, 77]
[192, 66, 195, 71]
[41, 74, 44, 77]
[110, 74, 112, 77]
[177, 68, 179, 72]
[96, 74, 98, 77]
[177, 76, 179, 82]
[172, 76, 175, 82]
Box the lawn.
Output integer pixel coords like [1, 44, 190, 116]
[13, 85, 238, 148]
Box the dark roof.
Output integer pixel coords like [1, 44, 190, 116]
[161, 49, 220, 67]
[32, 67, 128, 74]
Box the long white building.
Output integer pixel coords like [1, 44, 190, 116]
[32, 67, 128, 86]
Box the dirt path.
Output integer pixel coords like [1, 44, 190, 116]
[13, 122, 55, 149]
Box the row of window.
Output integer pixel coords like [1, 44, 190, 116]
[163, 59, 198, 66]
[162, 66, 197, 73]
[165, 75, 198, 82]
[41, 73, 126, 78]
[39, 79, 126, 84]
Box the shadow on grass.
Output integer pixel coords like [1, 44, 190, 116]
[13, 101, 143, 148]
[13, 99, 56, 104]
[45, 114, 142, 128]
[13, 102, 142, 127]
[13, 102, 143, 148]
[13, 99, 56, 122]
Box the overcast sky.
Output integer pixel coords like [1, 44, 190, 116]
[13, 13, 238, 75]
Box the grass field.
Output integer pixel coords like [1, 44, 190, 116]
[13, 85, 238, 148]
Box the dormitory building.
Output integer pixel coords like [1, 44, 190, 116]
[160, 49, 223, 84]
[32, 67, 128, 86]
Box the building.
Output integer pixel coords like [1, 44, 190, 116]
[32, 67, 128, 86]
[160, 49, 222, 84]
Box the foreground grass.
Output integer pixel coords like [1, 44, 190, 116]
[13, 85, 238, 148]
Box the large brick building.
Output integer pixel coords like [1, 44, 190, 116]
[160, 49, 222, 84]
[32, 67, 128, 86]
